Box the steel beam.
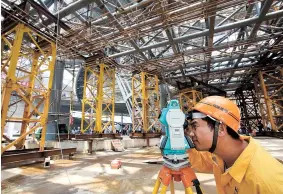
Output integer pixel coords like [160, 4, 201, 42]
[95, 0, 148, 61]
[141, 31, 163, 47]
[2, 148, 76, 165]
[90, 0, 154, 25]
[51, 0, 96, 21]
[180, 25, 204, 31]
[154, 21, 200, 59]
[166, 50, 267, 72]
[61, 0, 87, 23]
[145, 31, 281, 73]
[226, 0, 274, 83]
[206, 1, 216, 80]
[164, 28, 186, 78]
[216, 6, 244, 27]
[115, 0, 155, 59]
[165, 29, 179, 54]
[168, 61, 272, 80]
[224, 4, 254, 70]
[213, 28, 239, 45]
[109, 9, 283, 58]
[27, 0, 71, 31]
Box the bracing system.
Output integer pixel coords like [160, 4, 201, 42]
[81, 63, 115, 133]
[179, 89, 202, 114]
[132, 72, 160, 133]
[254, 68, 283, 131]
[1, 24, 56, 152]
[235, 87, 261, 130]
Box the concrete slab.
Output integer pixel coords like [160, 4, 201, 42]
[1, 147, 216, 194]
[2, 137, 282, 194]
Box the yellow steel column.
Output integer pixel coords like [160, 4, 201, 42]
[81, 65, 102, 133]
[81, 66, 88, 133]
[110, 68, 115, 132]
[253, 79, 266, 127]
[1, 24, 56, 153]
[132, 75, 141, 132]
[153, 75, 160, 131]
[95, 64, 104, 133]
[39, 43, 56, 151]
[100, 65, 115, 133]
[1, 24, 25, 143]
[132, 72, 160, 133]
[259, 71, 276, 131]
[141, 72, 148, 132]
[17, 52, 39, 148]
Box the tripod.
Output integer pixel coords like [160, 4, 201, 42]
[152, 165, 203, 194]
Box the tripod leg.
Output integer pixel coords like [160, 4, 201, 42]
[170, 179, 175, 194]
[160, 184, 168, 194]
[192, 179, 203, 194]
[184, 187, 194, 194]
[152, 179, 161, 194]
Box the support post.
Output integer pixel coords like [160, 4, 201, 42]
[1, 24, 25, 144]
[259, 71, 276, 130]
[17, 52, 39, 148]
[95, 64, 104, 133]
[132, 72, 160, 133]
[1, 24, 56, 153]
[81, 63, 115, 134]
[258, 69, 283, 131]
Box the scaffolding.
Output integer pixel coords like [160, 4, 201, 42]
[1, 24, 56, 153]
[235, 87, 261, 130]
[179, 89, 202, 114]
[132, 72, 160, 133]
[81, 63, 115, 133]
[254, 68, 283, 131]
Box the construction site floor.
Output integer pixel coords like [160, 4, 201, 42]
[2, 137, 283, 194]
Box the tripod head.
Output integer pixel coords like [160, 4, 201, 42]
[159, 99, 195, 169]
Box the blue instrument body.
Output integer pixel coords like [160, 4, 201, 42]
[159, 100, 193, 155]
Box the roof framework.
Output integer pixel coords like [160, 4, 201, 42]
[1, 0, 283, 95]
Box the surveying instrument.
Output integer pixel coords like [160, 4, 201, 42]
[152, 100, 203, 194]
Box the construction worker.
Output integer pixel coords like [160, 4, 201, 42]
[185, 96, 283, 194]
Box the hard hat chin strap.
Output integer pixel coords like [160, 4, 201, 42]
[209, 122, 220, 153]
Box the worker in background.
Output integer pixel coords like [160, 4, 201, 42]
[238, 122, 247, 135]
[257, 120, 264, 133]
[185, 96, 283, 194]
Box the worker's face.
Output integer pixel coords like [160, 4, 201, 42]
[186, 118, 214, 151]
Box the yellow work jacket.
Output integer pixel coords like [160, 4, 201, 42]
[188, 137, 283, 194]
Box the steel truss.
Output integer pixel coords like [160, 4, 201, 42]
[81, 63, 115, 133]
[1, 24, 56, 153]
[132, 72, 160, 133]
[235, 87, 261, 130]
[2, 0, 282, 99]
[254, 68, 283, 131]
[179, 89, 202, 114]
